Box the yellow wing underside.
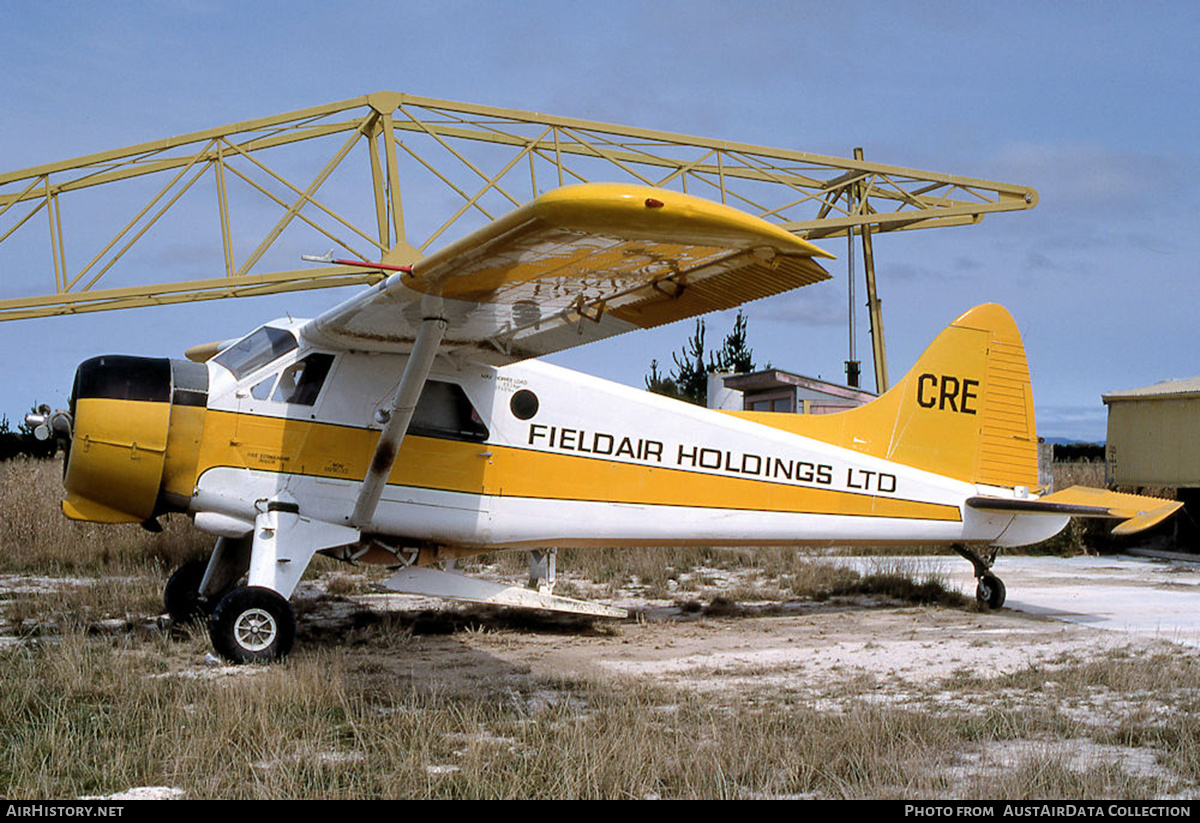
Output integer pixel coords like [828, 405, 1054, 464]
[308, 184, 833, 361]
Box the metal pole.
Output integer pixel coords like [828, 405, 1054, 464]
[855, 147, 888, 394]
[845, 182, 859, 388]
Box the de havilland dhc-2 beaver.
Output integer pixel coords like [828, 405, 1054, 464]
[26, 183, 1181, 663]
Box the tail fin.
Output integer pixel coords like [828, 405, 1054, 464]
[739, 304, 1039, 488]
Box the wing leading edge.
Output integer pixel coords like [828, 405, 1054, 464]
[304, 183, 833, 364]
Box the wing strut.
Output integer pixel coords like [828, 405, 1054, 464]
[350, 308, 447, 527]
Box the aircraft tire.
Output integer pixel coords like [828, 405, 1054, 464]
[164, 560, 210, 624]
[209, 586, 295, 664]
[975, 574, 1006, 609]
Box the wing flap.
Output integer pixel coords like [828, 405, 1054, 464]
[608, 251, 829, 329]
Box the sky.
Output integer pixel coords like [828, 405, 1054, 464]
[1, 0, 1197, 442]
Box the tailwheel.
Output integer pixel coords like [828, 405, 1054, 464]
[209, 586, 296, 664]
[975, 573, 1007, 609]
[164, 560, 211, 624]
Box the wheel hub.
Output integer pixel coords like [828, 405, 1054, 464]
[234, 607, 278, 651]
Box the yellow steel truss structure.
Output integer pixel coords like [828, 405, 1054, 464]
[0, 90, 1036, 323]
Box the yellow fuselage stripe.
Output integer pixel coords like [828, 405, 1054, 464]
[197, 410, 961, 522]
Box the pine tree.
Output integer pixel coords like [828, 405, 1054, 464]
[644, 359, 682, 400]
[670, 320, 709, 405]
[711, 311, 753, 373]
[645, 312, 756, 406]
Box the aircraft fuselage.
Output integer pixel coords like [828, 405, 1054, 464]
[63, 317, 1063, 557]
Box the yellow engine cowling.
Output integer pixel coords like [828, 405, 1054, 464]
[63, 356, 207, 524]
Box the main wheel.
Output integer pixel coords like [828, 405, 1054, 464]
[209, 587, 296, 664]
[975, 573, 1006, 609]
[164, 560, 210, 623]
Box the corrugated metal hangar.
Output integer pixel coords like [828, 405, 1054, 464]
[1104, 377, 1200, 488]
[1104, 377, 1200, 549]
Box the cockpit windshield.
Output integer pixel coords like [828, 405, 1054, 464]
[212, 326, 298, 380]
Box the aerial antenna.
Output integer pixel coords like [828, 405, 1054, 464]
[301, 252, 412, 273]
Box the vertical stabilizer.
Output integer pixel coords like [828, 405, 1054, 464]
[735, 304, 1039, 488]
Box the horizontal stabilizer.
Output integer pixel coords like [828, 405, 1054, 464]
[382, 566, 627, 619]
[967, 486, 1182, 536]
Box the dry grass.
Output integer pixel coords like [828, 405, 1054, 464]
[483, 545, 965, 605]
[0, 629, 1193, 799]
[1, 457, 1195, 799]
[0, 458, 209, 576]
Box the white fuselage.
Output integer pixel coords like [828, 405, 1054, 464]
[191, 329, 1064, 552]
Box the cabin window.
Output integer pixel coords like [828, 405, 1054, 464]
[241, 353, 336, 407]
[213, 326, 298, 380]
[272, 353, 335, 406]
[410, 381, 489, 442]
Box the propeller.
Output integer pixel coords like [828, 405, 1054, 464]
[24, 405, 72, 444]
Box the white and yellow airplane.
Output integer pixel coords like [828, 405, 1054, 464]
[32, 183, 1180, 663]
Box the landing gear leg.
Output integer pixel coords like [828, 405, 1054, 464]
[204, 505, 359, 664]
[163, 536, 252, 624]
[528, 548, 557, 594]
[952, 543, 1007, 609]
[203, 535, 252, 600]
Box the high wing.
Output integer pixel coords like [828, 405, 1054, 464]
[303, 183, 834, 363]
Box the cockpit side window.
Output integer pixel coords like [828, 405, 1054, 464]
[411, 381, 489, 442]
[240, 353, 336, 407]
[212, 326, 298, 380]
[250, 375, 276, 400]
